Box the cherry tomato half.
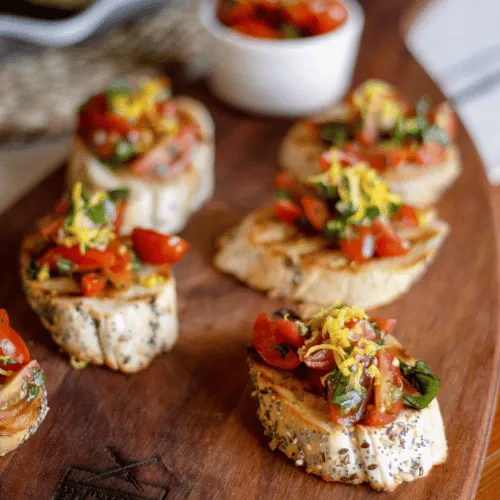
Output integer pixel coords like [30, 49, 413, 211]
[253, 312, 301, 370]
[131, 228, 189, 265]
[0, 309, 30, 376]
[372, 219, 410, 258]
[393, 204, 419, 229]
[81, 273, 106, 297]
[339, 225, 375, 263]
[39, 245, 117, 272]
[301, 195, 329, 231]
[274, 198, 303, 224]
[365, 349, 403, 426]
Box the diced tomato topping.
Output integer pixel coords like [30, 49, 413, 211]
[39, 219, 63, 239]
[365, 349, 403, 426]
[130, 124, 198, 180]
[339, 225, 375, 263]
[415, 142, 446, 166]
[318, 148, 358, 171]
[101, 240, 133, 290]
[218, 1, 255, 25]
[39, 245, 116, 272]
[301, 195, 329, 231]
[312, 1, 348, 35]
[301, 339, 336, 371]
[274, 198, 303, 224]
[54, 199, 70, 217]
[233, 20, 280, 38]
[131, 228, 189, 265]
[80, 94, 134, 136]
[285, 2, 315, 29]
[372, 219, 410, 258]
[113, 200, 127, 233]
[0, 309, 30, 379]
[371, 318, 397, 337]
[275, 172, 303, 200]
[252, 313, 301, 370]
[348, 319, 378, 342]
[393, 204, 419, 229]
[81, 273, 106, 297]
[386, 148, 411, 168]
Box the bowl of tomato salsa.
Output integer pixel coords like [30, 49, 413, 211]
[199, 0, 364, 116]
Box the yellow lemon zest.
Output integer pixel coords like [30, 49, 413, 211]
[140, 274, 166, 289]
[37, 263, 50, 282]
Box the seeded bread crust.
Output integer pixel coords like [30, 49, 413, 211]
[68, 96, 215, 235]
[248, 336, 447, 491]
[20, 234, 178, 373]
[214, 207, 448, 312]
[279, 114, 461, 209]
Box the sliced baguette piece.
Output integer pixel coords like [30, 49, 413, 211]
[0, 360, 49, 457]
[279, 110, 461, 209]
[68, 96, 215, 235]
[214, 207, 448, 312]
[248, 335, 447, 491]
[21, 236, 178, 374]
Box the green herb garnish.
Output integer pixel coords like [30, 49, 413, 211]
[399, 359, 440, 410]
[56, 258, 74, 274]
[86, 201, 106, 224]
[108, 188, 130, 203]
[320, 122, 350, 145]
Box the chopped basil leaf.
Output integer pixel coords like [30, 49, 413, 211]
[314, 182, 337, 199]
[365, 205, 380, 221]
[114, 140, 135, 163]
[273, 308, 300, 320]
[328, 369, 366, 412]
[108, 188, 130, 203]
[275, 189, 291, 200]
[374, 339, 385, 346]
[56, 258, 73, 274]
[388, 201, 402, 218]
[271, 343, 290, 359]
[399, 359, 440, 409]
[325, 219, 346, 238]
[106, 83, 130, 103]
[0, 357, 19, 365]
[26, 368, 45, 402]
[320, 122, 350, 145]
[86, 201, 106, 224]
[423, 125, 449, 146]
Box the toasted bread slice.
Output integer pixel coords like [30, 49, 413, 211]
[21, 235, 178, 373]
[279, 112, 461, 209]
[68, 96, 215, 235]
[0, 361, 49, 457]
[248, 335, 447, 491]
[214, 207, 448, 312]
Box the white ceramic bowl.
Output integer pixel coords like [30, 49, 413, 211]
[198, 0, 364, 116]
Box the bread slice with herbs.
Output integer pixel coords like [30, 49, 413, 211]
[279, 81, 461, 209]
[21, 234, 178, 373]
[248, 305, 447, 491]
[68, 95, 215, 235]
[215, 206, 448, 312]
[249, 342, 447, 491]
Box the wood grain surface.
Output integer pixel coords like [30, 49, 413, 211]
[0, 0, 498, 499]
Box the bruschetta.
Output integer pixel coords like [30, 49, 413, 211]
[215, 155, 448, 311]
[248, 304, 447, 491]
[0, 309, 48, 457]
[68, 77, 215, 235]
[21, 183, 189, 373]
[279, 79, 461, 208]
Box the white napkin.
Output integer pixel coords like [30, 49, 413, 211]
[407, 0, 500, 183]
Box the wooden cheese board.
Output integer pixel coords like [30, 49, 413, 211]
[0, 0, 498, 498]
